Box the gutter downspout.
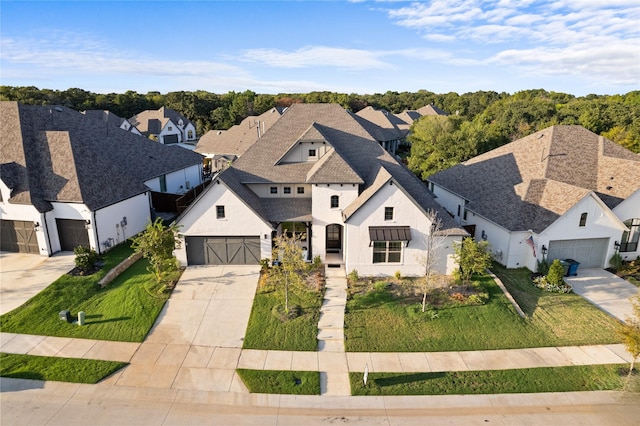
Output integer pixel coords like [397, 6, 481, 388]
[93, 210, 101, 254]
[43, 212, 53, 256]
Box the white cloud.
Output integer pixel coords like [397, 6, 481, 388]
[238, 46, 392, 70]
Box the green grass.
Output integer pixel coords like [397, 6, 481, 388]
[0, 352, 126, 384]
[236, 369, 320, 395]
[0, 243, 177, 342]
[344, 271, 620, 352]
[350, 365, 631, 395]
[243, 285, 322, 351]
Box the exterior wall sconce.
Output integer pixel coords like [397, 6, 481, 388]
[481, 230, 487, 240]
[541, 245, 548, 255]
[33, 222, 41, 231]
[614, 241, 621, 251]
[85, 219, 91, 229]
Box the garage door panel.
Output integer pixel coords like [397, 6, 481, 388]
[56, 219, 90, 252]
[547, 238, 608, 268]
[1, 220, 39, 253]
[188, 236, 260, 265]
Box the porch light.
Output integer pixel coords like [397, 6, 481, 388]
[614, 241, 621, 251]
[33, 222, 41, 231]
[541, 245, 547, 255]
[85, 219, 91, 229]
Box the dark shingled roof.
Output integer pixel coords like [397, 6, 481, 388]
[1, 102, 203, 213]
[129, 106, 195, 136]
[216, 103, 464, 234]
[429, 125, 640, 233]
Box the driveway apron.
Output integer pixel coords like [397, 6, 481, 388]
[0, 251, 76, 315]
[113, 265, 260, 392]
[565, 268, 639, 323]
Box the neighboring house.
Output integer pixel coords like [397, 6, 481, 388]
[354, 106, 404, 156]
[174, 103, 466, 277]
[428, 125, 640, 272]
[129, 106, 198, 149]
[393, 104, 448, 137]
[82, 110, 142, 135]
[0, 102, 204, 256]
[195, 107, 283, 172]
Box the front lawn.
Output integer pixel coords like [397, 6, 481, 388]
[236, 369, 320, 395]
[350, 365, 631, 395]
[243, 286, 322, 352]
[0, 352, 126, 384]
[344, 270, 620, 352]
[0, 242, 178, 342]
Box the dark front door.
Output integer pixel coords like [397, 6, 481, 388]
[56, 219, 90, 251]
[1, 220, 39, 253]
[326, 224, 342, 253]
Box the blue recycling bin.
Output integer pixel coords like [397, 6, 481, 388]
[564, 259, 580, 276]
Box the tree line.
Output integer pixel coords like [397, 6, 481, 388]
[1, 86, 638, 178]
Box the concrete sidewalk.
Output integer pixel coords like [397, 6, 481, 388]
[566, 268, 639, 322]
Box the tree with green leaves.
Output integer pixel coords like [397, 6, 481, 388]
[618, 294, 640, 381]
[453, 237, 492, 285]
[131, 218, 181, 284]
[272, 231, 306, 315]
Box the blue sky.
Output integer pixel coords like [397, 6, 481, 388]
[1, 1, 638, 96]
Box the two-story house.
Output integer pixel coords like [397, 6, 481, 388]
[129, 106, 197, 149]
[174, 103, 466, 276]
[0, 102, 203, 256]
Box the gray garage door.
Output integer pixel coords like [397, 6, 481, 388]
[547, 238, 609, 268]
[56, 219, 90, 251]
[186, 236, 260, 265]
[1, 220, 39, 253]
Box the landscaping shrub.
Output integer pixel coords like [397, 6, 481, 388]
[347, 269, 359, 284]
[536, 258, 550, 275]
[609, 253, 623, 272]
[547, 259, 565, 286]
[73, 246, 101, 275]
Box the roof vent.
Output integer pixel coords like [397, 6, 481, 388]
[606, 186, 613, 190]
[54, 106, 63, 112]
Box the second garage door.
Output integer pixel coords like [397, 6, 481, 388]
[0, 220, 39, 253]
[547, 238, 609, 268]
[56, 219, 90, 252]
[186, 236, 260, 265]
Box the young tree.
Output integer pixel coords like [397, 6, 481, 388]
[453, 237, 492, 285]
[418, 211, 447, 312]
[272, 231, 306, 314]
[618, 294, 640, 381]
[547, 259, 566, 286]
[131, 218, 181, 283]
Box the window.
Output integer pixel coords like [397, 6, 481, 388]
[621, 218, 640, 252]
[330, 195, 339, 208]
[284, 187, 291, 194]
[579, 212, 588, 227]
[187, 130, 194, 139]
[457, 205, 461, 216]
[373, 241, 402, 263]
[297, 187, 305, 194]
[384, 207, 394, 221]
[216, 205, 225, 219]
[159, 175, 167, 192]
[463, 208, 468, 221]
[308, 149, 316, 157]
[168, 126, 172, 131]
[282, 222, 307, 241]
[270, 186, 278, 194]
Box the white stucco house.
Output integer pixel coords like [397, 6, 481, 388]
[82, 110, 142, 135]
[174, 103, 467, 276]
[129, 106, 198, 149]
[428, 125, 640, 273]
[0, 102, 204, 256]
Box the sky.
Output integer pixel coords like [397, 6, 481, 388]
[1, 0, 639, 96]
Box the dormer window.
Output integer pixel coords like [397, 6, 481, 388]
[270, 187, 278, 194]
[579, 212, 587, 227]
[330, 195, 339, 209]
[309, 149, 317, 157]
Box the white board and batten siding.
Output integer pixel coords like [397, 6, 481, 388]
[173, 182, 273, 266]
[344, 181, 458, 277]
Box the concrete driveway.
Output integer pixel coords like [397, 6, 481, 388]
[0, 251, 76, 315]
[108, 265, 261, 392]
[565, 268, 639, 323]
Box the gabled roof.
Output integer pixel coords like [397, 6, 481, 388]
[129, 106, 194, 135]
[195, 107, 283, 157]
[417, 104, 448, 116]
[227, 103, 464, 234]
[353, 106, 404, 142]
[0, 102, 203, 213]
[82, 110, 129, 130]
[429, 125, 640, 233]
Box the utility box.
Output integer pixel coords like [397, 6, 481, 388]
[59, 310, 72, 323]
[78, 311, 85, 326]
